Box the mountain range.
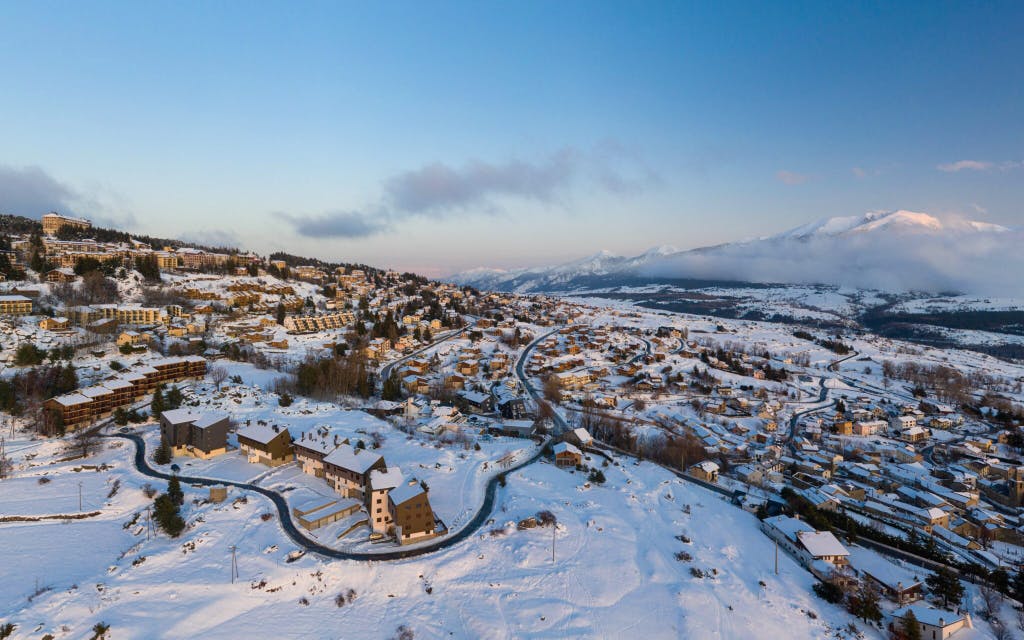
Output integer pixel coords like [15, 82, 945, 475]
[450, 210, 1021, 296]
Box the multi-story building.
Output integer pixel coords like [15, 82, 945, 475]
[0, 294, 33, 315]
[388, 480, 442, 545]
[159, 409, 230, 459]
[42, 212, 92, 235]
[323, 444, 385, 500]
[237, 424, 293, 467]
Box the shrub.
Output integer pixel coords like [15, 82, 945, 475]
[812, 581, 844, 604]
[278, 392, 294, 407]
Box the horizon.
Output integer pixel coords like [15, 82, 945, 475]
[2, 3, 1023, 278]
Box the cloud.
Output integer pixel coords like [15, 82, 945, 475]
[281, 145, 657, 239]
[937, 160, 994, 172]
[385, 149, 579, 214]
[641, 219, 1024, 296]
[775, 170, 810, 185]
[274, 210, 391, 239]
[0, 164, 80, 216]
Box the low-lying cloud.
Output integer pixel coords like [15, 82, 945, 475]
[640, 227, 1024, 297]
[280, 145, 657, 239]
[938, 159, 1022, 173]
[775, 170, 810, 185]
[0, 164, 80, 216]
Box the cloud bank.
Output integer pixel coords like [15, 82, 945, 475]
[279, 145, 657, 239]
[640, 226, 1024, 297]
[0, 164, 80, 216]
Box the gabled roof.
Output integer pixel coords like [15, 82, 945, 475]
[324, 444, 383, 474]
[237, 423, 288, 445]
[553, 442, 582, 456]
[388, 481, 426, 506]
[369, 467, 404, 491]
[797, 530, 849, 558]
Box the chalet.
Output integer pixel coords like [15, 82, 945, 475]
[458, 390, 493, 412]
[117, 330, 149, 347]
[45, 267, 77, 283]
[565, 427, 594, 449]
[39, 316, 69, 331]
[159, 409, 230, 459]
[237, 424, 293, 467]
[553, 442, 582, 468]
[690, 460, 720, 483]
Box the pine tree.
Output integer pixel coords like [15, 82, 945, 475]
[275, 302, 286, 325]
[153, 438, 172, 465]
[153, 493, 185, 537]
[167, 475, 184, 506]
[1012, 569, 1024, 602]
[151, 384, 166, 418]
[901, 610, 922, 640]
[926, 567, 964, 608]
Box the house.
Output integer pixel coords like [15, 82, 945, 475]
[117, 330, 149, 347]
[39, 316, 69, 331]
[889, 605, 970, 640]
[690, 460, 720, 483]
[159, 409, 230, 459]
[565, 427, 594, 449]
[237, 424, 293, 467]
[761, 515, 850, 578]
[388, 480, 442, 545]
[323, 445, 386, 500]
[497, 419, 535, 438]
[45, 267, 78, 283]
[553, 442, 582, 468]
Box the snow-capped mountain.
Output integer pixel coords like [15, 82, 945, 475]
[450, 210, 1020, 296]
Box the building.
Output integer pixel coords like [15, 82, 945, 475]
[237, 424, 293, 467]
[39, 317, 69, 331]
[292, 498, 362, 531]
[388, 480, 442, 545]
[117, 330, 149, 347]
[889, 605, 970, 640]
[159, 409, 230, 459]
[368, 467, 404, 534]
[761, 515, 850, 578]
[42, 212, 92, 235]
[565, 427, 594, 449]
[293, 429, 348, 478]
[0, 294, 33, 315]
[323, 444, 385, 500]
[690, 460, 720, 483]
[553, 442, 582, 468]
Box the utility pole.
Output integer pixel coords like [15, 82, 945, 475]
[229, 545, 238, 583]
[551, 523, 556, 563]
[146, 505, 153, 541]
[78, 481, 83, 511]
[774, 538, 779, 575]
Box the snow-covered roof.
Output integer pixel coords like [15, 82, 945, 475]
[572, 427, 593, 443]
[796, 530, 849, 558]
[237, 423, 288, 445]
[160, 408, 197, 425]
[52, 393, 91, 407]
[388, 480, 425, 506]
[553, 442, 582, 456]
[324, 444, 383, 474]
[695, 460, 719, 473]
[892, 605, 963, 627]
[193, 412, 228, 429]
[369, 467, 404, 491]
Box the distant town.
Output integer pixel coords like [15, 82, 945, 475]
[2, 211, 1023, 639]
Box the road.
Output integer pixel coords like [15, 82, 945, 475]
[378, 326, 468, 387]
[105, 431, 548, 562]
[514, 328, 568, 434]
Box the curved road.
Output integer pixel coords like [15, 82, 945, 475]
[106, 431, 547, 562]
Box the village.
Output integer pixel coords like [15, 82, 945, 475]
[2, 212, 1024, 638]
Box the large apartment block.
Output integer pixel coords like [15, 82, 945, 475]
[42, 212, 92, 235]
[0, 294, 33, 316]
[283, 311, 354, 333]
[44, 356, 207, 430]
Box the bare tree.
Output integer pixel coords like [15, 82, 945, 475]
[209, 365, 228, 390]
[70, 428, 101, 459]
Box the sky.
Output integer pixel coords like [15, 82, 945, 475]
[0, 2, 1022, 277]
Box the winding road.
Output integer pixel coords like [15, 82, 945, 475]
[105, 431, 547, 562]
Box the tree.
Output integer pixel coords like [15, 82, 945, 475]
[382, 372, 403, 401]
[113, 407, 128, 426]
[164, 385, 184, 409]
[899, 610, 922, 640]
[926, 567, 964, 608]
[209, 365, 228, 390]
[71, 428, 101, 458]
[153, 438, 172, 465]
[153, 493, 185, 537]
[276, 302, 286, 325]
[151, 384, 166, 418]
[14, 343, 46, 366]
[847, 578, 882, 623]
[167, 474, 184, 506]
[1011, 569, 1024, 602]
[812, 580, 844, 604]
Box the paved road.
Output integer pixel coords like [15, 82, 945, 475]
[514, 328, 568, 433]
[378, 326, 468, 388]
[105, 431, 547, 562]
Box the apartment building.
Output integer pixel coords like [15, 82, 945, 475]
[0, 294, 33, 315]
[42, 212, 92, 235]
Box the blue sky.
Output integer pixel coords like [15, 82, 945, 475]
[1, 2, 1021, 276]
